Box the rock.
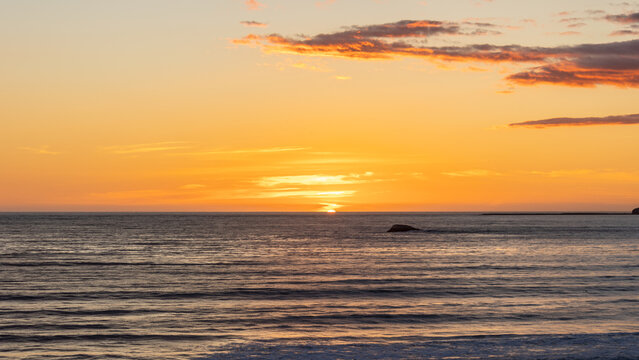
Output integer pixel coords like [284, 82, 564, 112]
[633, 208, 639, 215]
[387, 224, 421, 232]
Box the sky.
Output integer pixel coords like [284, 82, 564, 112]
[1, 0, 639, 212]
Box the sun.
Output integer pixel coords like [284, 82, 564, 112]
[326, 209, 337, 214]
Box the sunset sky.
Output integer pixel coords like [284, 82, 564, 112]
[2, 0, 639, 212]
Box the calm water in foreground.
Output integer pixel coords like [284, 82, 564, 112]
[1, 213, 638, 359]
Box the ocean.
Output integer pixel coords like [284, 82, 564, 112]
[1, 213, 638, 359]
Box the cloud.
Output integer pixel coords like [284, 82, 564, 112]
[19, 146, 60, 155]
[240, 20, 267, 28]
[610, 29, 639, 36]
[179, 146, 308, 156]
[180, 184, 207, 190]
[559, 31, 581, 36]
[245, 0, 264, 11]
[505, 40, 639, 87]
[257, 172, 373, 187]
[234, 20, 639, 87]
[319, 202, 342, 212]
[290, 62, 331, 72]
[509, 113, 639, 128]
[253, 190, 356, 199]
[606, 12, 639, 24]
[104, 142, 191, 154]
[442, 169, 502, 177]
[233, 20, 502, 59]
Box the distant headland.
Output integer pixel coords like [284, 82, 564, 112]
[483, 209, 639, 216]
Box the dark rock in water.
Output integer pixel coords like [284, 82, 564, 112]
[633, 208, 639, 215]
[387, 224, 420, 232]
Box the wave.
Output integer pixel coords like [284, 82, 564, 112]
[0, 333, 232, 343]
[199, 332, 639, 360]
[2, 282, 637, 302]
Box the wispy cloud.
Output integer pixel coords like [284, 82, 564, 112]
[258, 172, 374, 187]
[252, 189, 356, 198]
[442, 169, 502, 177]
[290, 62, 332, 72]
[179, 146, 308, 156]
[19, 146, 60, 155]
[320, 202, 342, 211]
[180, 184, 207, 190]
[610, 29, 639, 36]
[240, 20, 267, 28]
[234, 20, 502, 53]
[284, 157, 374, 165]
[510, 113, 639, 128]
[104, 142, 191, 154]
[245, 0, 264, 11]
[235, 19, 639, 88]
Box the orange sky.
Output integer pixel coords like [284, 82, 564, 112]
[1, 0, 639, 212]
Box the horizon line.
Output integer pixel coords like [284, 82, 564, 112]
[0, 210, 636, 214]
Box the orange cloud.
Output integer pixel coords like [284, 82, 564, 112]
[245, 0, 264, 11]
[234, 20, 639, 87]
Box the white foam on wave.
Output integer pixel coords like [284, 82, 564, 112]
[199, 333, 639, 360]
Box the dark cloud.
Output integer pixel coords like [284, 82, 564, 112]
[510, 114, 639, 128]
[234, 20, 639, 87]
[611, 29, 639, 36]
[240, 21, 267, 28]
[270, 20, 501, 49]
[606, 12, 639, 23]
[507, 40, 639, 87]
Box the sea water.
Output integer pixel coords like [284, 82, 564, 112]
[1, 213, 638, 359]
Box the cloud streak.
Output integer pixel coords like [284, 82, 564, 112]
[104, 142, 191, 154]
[442, 169, 502, 177]
[258, 172, 373, 187]
[179, 146, 308, 156]
[509, 113, 639, 128]
[606, 12, 639, 24]
[245, 0, 264, 11]
[241, 20, 267, 28]
[235, 20, 639, 87]
[19, 146, 60, 155]
[253, 189, 356, 199]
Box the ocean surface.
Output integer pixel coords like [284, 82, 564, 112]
[1, 213, 638, 359]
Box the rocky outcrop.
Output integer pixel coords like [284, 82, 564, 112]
[633, 208, 639, 215]
[387, 224, 421, 232]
